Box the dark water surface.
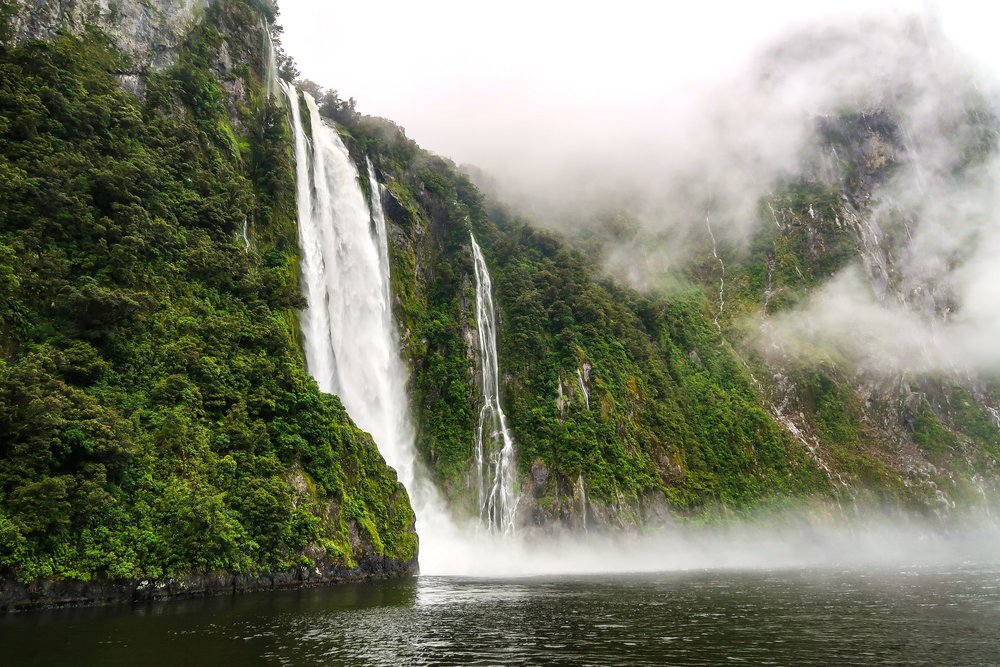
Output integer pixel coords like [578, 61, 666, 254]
[3, 564, 1000, 665]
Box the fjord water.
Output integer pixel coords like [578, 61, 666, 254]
[4, 563, 1000, 665]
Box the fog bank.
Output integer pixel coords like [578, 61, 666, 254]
[421, 511, 1000, 577]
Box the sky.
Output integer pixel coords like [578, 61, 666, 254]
[278, 0, 999, 171]
[277, 0, 1000, 379]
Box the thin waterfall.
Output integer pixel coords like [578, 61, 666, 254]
[576, 473, 588, 533]
[240, 216, 250, 252]
[243, 19, 281, 255]
[261, 18, 281, 100]
[366, 157, 392, 305]
[576, 368, 590, 409]
[705, 209, 725, 332]
[471, 234, 518, 535]
[280, 81, 460, 566]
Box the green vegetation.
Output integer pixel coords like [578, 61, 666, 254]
[0, 2, 414, 585]
[333, 97, 997, 525]
[2, 0, 996, 596]
[332, 114, 832, 521]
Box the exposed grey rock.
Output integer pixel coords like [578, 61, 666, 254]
[10, 0, 206, 73]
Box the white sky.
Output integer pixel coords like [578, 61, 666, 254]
[278, 0, 999, 170]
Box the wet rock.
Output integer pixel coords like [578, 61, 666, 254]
[0, 555, 418, 613]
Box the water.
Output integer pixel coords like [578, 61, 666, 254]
[576, 368, 590, 409]
[261, 18, 281, 101]
[471, 234, 518, 535]
[4, 564, 999, 665]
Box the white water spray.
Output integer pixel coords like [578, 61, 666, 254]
[471, 234, 519, 535]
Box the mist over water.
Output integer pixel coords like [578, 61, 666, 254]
[270, 8, 1000, 578]
[419, 511, 1000, 577]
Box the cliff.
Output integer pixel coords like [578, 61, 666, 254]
[1, 0, 997, 611]
[0, 0, 416, 611]
[332, 94, 999, 532]
[8, 0, 205, 70]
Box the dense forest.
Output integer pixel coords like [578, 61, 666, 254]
[343, 104, 999, 529]
[0, 1, 415, 597]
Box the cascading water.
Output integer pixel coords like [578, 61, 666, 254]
[261, 19, 282, 100]
[576, 474, 589, 533]
[366, 157, 392, 303]
[471, 234, 519, 536]
[705, 209, 725, 331]
[280, 80, 463, 568]
[576, 369, 590, 409]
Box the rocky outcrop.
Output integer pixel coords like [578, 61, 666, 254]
[9, 0, 205, 72]
[0, 555, 419, 613]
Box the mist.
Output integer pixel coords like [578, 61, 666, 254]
[420, 510, 1000, 577]
[277, 1, 1000, 380]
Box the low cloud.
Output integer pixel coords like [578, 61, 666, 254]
[512, 14, 1000, 380]
[280, 1, 1000, 378]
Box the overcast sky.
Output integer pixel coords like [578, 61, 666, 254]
[278, 0, 998, 170]
[278, 1, 1000, 378]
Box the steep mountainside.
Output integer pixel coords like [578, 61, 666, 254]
[0, 1, 415, 610]
[335, 84, 1000, 532]
[1, 0, 997, 610]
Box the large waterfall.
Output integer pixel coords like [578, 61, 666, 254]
[276, 56, 529, 569]
[282, 80, 413, 483]
[471, 234, 518, 535]
[279, 81, 466, 568]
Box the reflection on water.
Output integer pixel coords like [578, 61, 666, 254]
[3, 564, 1000, 666]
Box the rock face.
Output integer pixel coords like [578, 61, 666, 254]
[10, 0, 205, 72]
[0, 556, 419, 613]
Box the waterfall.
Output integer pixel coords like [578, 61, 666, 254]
[366, 157, 392, 304]
[988, 406, 1000, 430]
[261, 18, 281, 100]
[282, 80, 409, 471]
[705, 209, 725, 331]
[240, 216, 250, 253]
[575, 474, 588, 533]
[280, 81, 461, 567]
[471, 234, 518, 535]
[576, 368, 590, 409]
